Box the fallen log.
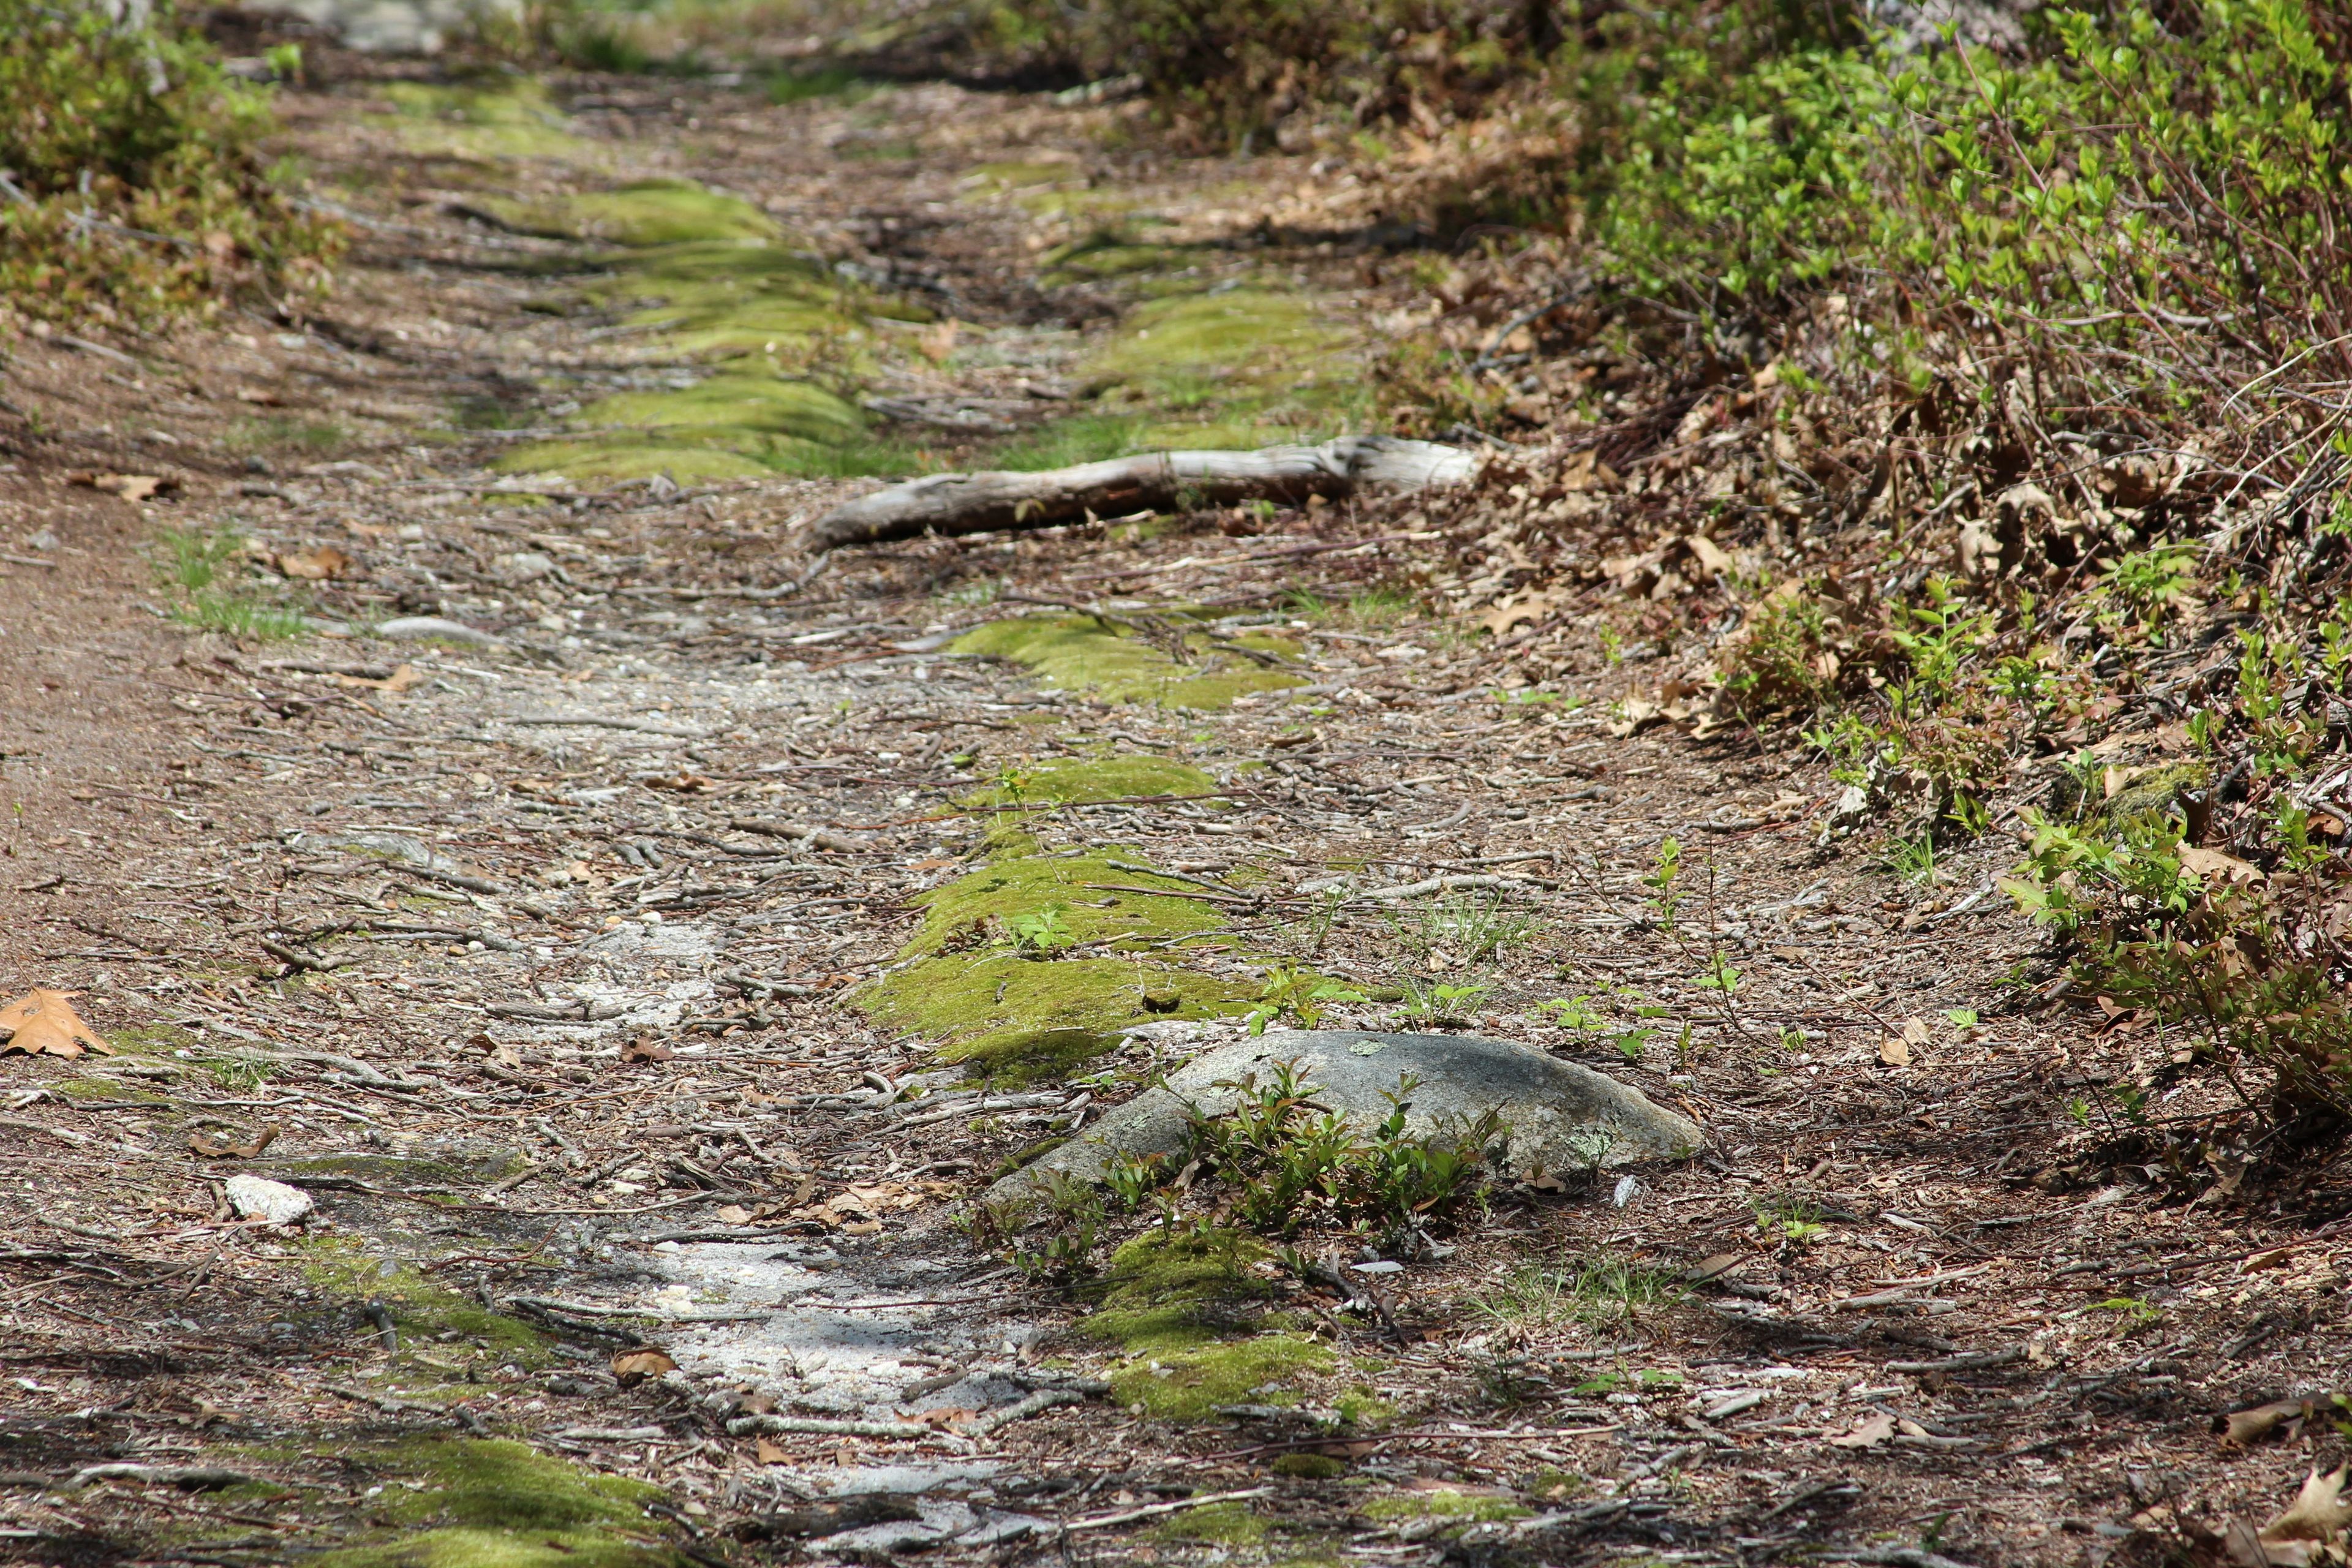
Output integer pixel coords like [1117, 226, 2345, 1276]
[806, 435, 1479, 548]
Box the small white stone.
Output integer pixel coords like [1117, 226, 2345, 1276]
[225, 1174, 314, 1227]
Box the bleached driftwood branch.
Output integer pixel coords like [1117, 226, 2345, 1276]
[806, 435, 1479, 548]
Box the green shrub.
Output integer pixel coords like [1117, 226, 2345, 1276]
[0, 0, 343, 323]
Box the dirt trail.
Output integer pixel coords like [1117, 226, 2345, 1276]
[1, 36, 2347, 1568]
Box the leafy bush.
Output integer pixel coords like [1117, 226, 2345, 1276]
[0, 0, 342, 323]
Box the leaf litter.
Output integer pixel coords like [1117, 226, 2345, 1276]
[5, 31, 2352, 1568]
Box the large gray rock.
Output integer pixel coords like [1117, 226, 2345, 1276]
[987, 1029, 1701, 1202]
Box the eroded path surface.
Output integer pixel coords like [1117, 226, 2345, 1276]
[2, 36, 2345, 1568]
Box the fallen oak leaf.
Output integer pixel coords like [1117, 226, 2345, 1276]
[2219, 1394, 2348, 1447]
[72, 472, 174, 502]
[0, 989, 113, 1058]
[189, 1125, 281, 1159]
[2179, 845, 2266, 886]
[610, 1349, 677, 1387]
[1881, 1015, 1931, 1067]
[1827, 1413, 1897, 1449]
[277, 546, 352, 581]
[2263, 1465, 2352, 1550]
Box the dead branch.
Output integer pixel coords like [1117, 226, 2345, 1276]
[805, 435, 1480, 548]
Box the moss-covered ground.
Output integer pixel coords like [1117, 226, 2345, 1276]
[308, 1439, 682, 1568]
[294, 1237, 550, 1368]
[954, 615, 1303, 709]
[858, 750, 1293, 1082]
[1082, 1229, 1338, 1420]
[379, 80, 597, 165]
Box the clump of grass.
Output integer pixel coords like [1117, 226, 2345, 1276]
[1392, 892, 1536, 968]
[153, 527, 307, 641]
[1471, 1254, 1684, 1332]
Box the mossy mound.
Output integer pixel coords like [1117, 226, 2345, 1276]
[379, 80, 592, 164]
[1040, 236, 1184, 288]
[954, 615, 1300, 709]
[864, 953, 1255, 1085]
[479, 179, 777, 246]
[1084, 287, 1368, 449]
[905, 845, 1226, 952]
[966, 755, 1218, 809]
[294, 1238, 547, 1364]
[2094, 760, 2212, 824]
[1111, 1335, 1340, 1422]
[1151, 1499, 1268, 1543]
[311, 1439, 679, 1568]
[1084, 1231, 1334, 1420]
[583, 374, 865, 445]
[492, 222, 924, 483]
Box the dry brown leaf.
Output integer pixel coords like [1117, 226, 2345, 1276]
[2220, 1395, 2346, 1447]
[189, 1125, 280, 1159]
[715, 1204, 754, 1226]
[610, 1349, 677, 1386]
[277, 546, 352, 581]
[2179, 845, 2266, 885]
[1608, 697, 1664, 739]
[2243, 1243, 2309, 1273]
[1683, 533, 1735, 576]
[1879, 1036, 1911, 1067]
[622, 1038, 674, 1064]
[325, 663, 423, 694]
[919, 1406, 981, 1428]
[0, 989, 112, 1058]
[1827, 1413, 1897, 1449]
[72, 472, 172, 502]
[1479, 589, 1562, 637]
[2265, 1467, 2352, 1549]
[754, 1437, 788, 1464]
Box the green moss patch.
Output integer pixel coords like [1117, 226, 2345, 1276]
[1150, 1499, 1268, 1544]
[1114, 1332, 1335, 1421]
[2094, 760, 2211, 825]
[294, 1238, 547, 1365]
[107, 1022, 197, 1056]
[478, 179, 777, 246]
[1088, 1227, 1279, 1352]
[1083, 1230, 1336, 1420]
[954, 614, 1300, 709]
[311, 1439, 679, 1568]
[1085, 288, 1367, 449]
[583, 373, 863, 443]
[864, 954, 1254, 1085]
[491, 223, 927, 484]
[969, 755, 1218, 809]
[905, 845, 1226, 952]
[378, 80, 592, 164]
[982, 412, 1147, 472]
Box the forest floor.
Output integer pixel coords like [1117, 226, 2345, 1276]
[0, 34, 2346, 1568]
